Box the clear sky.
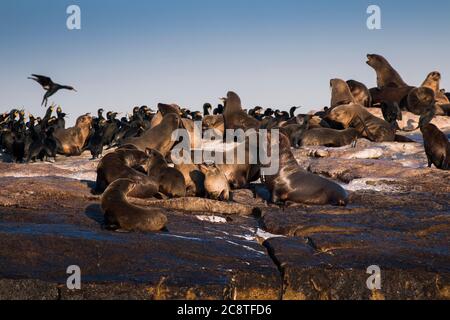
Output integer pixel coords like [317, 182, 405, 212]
[1, 0, 449, 124]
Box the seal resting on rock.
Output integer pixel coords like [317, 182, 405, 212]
[264, 133, 348, 206]
[102, 178, 168, 232]
[200, 163, 230, 201]
[147, 149, 186, 198]
[53, 114, 92, 156]
[298, 128, 360, 148]
[96, 148, 158, 198]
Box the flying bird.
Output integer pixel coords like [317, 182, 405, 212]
[28, 74, 77, 107]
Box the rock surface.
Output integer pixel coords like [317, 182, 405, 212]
[0, 111, 449, 300]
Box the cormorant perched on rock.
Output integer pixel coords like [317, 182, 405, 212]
[28, 74, 77, 107]
[203, 103, 212, 116]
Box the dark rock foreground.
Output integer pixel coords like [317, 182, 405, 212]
[0, 120, 449, 300]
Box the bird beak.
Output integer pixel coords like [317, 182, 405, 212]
[73, 89, 78, 92]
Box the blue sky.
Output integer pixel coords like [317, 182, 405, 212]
[1, 0, 449, 124]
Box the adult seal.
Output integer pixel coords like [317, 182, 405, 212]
[419, 109, 449, 170]
[96, 148, 159, 198]
[366, 54, 409, 89]
[223, 91, 260, 132]
[123, 113, 180, 157]
[53, 114, 92, 156]
[347, 80, 372, 108]
[264, 133, 348, 206]
[102, 178, 168, 232]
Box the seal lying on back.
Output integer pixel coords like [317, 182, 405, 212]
[299, 128, 360, 148]
[366, 54, 409, 88]
[264, 133, 348, 206]
[96, 148, 158, 198]
[419, 109, 450, 170]
[102, 178, 167, 232]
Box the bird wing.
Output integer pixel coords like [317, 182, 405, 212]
[30, 74, 53, 89]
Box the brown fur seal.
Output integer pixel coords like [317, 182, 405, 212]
[366, 54, 409, 88]
[123, 113, 180, 157]
[96, 149, 159, 198]
[147, 149, 186, 198]
[223, 91, 260, 131]
[264, 133, 348, 206]
[174, 163, 205, 196]
[203, 115, 225, 136]
[421, 71, 449, 105]
[347, 80, 372, 108]
[299, 128, 360, 148]
[325, 103, 395, 142]
[54, 114, 92, 156]
[419, 109, 449, 170]
[200, 163, 230, 201]
[407, 86, 435, 115]
[330, 79, 356, 109]
[369, 86, 414, 108]
[102, 179, 167, 232]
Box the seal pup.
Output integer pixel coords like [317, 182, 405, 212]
[223, 91, 260, 132]
[419, 109, 449, 170]
[102, 179, 168, 232]
[264, 133, 348, 206]
[96, 148, 159, 198]
[146, 149, 186, 198]
[123, 113, 180, 157]
[200, 163, 230, 201]
[203, 115, 225, 136]
[53, 114, 92, 156]
[366, 54, 409, 88]
[347, 80, 372, 108]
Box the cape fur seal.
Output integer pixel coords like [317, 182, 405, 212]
[347, 80, 372, 108]
[330, 79, 356, 109]
[95, 148, 159, 198]
[123, 113, 180, 157]
[421, 71, 450, 105]
[223, 91, 260, 132]
[328, 79, 395, 142]
[407, 86, 435, 115]
[264, 133, 348, 206]
[147, 149, 186, 198]
[298, 128, 360, 148]
[53, 114, 92, 156]
[366, 54, 409, 88]
[102, 178, 168, 232]
[419, 109, 449, 170]
[200, 163, 230, 201]
[325, 103, 395, 142]
[174, 163, 206, 197]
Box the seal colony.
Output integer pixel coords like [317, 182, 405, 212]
[1, 53, 449, 232]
